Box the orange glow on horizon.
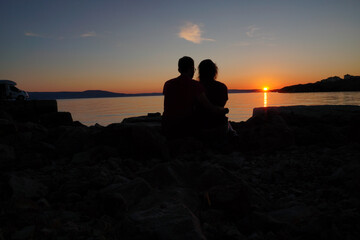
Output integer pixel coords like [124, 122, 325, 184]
[19, 71, 360, 93]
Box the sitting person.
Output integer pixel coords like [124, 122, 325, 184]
[197, 59, 228, 129]
[196, 59, 237, 138]
[162, 56, 228, 138]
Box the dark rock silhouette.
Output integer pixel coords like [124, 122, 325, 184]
[0, 100, 360, 239]
[278, 74, 360, 92]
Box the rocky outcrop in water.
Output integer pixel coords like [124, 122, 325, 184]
[1, 101, 359, 239]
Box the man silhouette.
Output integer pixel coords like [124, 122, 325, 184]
[162, 56, 228, 138]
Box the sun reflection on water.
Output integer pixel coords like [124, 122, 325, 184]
[264, 92, 267, 107]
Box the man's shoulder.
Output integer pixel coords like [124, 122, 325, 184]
[165, 76, 178, 84]
[165, 76, 201, 85]
[164, 77, 179, 90]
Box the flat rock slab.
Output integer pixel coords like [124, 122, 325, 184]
[0, 100, 58, 114]
[253, 105, 360, 123]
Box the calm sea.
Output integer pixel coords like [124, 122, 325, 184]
[57, 92, 360, 126]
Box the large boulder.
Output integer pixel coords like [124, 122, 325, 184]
[0, 144, 16, 162]
[54, 126, 90, 156]
[252, 105, 360, 125]
[121, 112, 162, 125]
[0, 119, 17, 136]
[234, 105, 360, 150]
[129, 201, 206, 240]
[99, 178, 152, 209]
[8, 174, 48, 199]
[235, 113, 295, 151]
[38, 112, 73, 127]
[119, 122, 169, 159]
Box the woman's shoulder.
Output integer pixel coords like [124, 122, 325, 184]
[214, 80, 228, 90]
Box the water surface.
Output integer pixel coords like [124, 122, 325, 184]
[58, 92, 360, 126]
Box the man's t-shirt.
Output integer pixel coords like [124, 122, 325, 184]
[163, 75, 204, 119]
[162, 75, 204, 136]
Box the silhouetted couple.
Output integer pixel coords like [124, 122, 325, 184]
[162, 56, 234, 140]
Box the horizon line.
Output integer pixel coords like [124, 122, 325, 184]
[28, 88, 267, 94]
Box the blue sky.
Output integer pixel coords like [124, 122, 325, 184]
[1, 0, 360, 92]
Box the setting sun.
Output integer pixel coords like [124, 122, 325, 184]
[263, 87, 269, 91]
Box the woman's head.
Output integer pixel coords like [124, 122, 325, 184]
[198, 59, 218, 82]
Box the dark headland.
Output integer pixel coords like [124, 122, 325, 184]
[278, 74, 360, 93]
[1, 100, 360, 239]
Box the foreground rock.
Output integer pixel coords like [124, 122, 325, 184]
[0, 103, 359, 239]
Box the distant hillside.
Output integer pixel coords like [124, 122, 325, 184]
[29, 89, 262, 100]
[278, 74, 360, 93]
[228, 89, 262, 93]
[29, 90, 162, 100]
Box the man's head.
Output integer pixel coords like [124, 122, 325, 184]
[178, 56, 195, 78]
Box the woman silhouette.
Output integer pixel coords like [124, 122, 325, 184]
[197, 59, 228, 129]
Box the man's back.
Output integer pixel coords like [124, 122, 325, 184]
[163, 75, 203, 119]
[162, 75, 204, 137]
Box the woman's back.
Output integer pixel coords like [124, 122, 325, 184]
[198, 80, 228, 128]
[197, 59, 228, 129]
[202, 80, 228, 107]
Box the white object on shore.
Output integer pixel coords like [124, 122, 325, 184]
[0, 79, 29, 100]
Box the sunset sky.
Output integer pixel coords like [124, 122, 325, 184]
[1, 0, 360, 93]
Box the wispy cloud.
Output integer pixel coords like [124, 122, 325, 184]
[81, 31, 96, 38]
[235, 41, 252, 47]
[24, 31, 99, 40]
[24, 32, 48, 38]
[178, 22, 214, 44]
[25, 31, 65, 40]
[235, 25, 276, 47]
[246, 25, 260, 38]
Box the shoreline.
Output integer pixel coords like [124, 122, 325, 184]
[28, 89, 265, 101]
[1, 101, 360, 239]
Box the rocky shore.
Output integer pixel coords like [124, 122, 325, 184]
[1, 101, 360, 239]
